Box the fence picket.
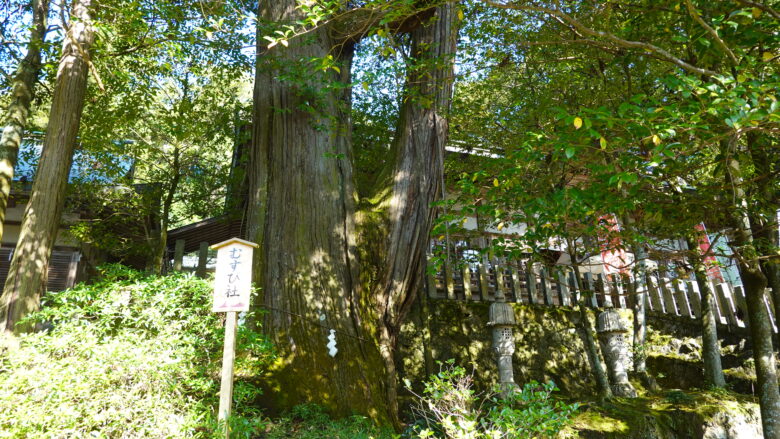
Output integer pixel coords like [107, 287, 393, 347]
[685, 280, 702, 318]
[715, 283, 741, 326]
[764, 288, 778, 334]
[707, 280, 728, 325]
[478, 264, 489, 301]
[539, 268, 555, 305]
[462, 265, 473, 301]
[525, 262, 537, 304]
[673, 279, 695, 319]
[647, 275, 664, 313]
[510, 267, 522, 303]
[583, 272, 599, 307]
[557, 270, 572, 306]
[733, 285, 749, 327]
[597, 274, 613, 307]
[660, 277, 679, 315]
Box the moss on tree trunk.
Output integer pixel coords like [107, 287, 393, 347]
[246, 3, 456, 425]
[247, 1, 390, 422]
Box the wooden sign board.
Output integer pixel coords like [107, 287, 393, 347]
[211, 238, 258, 312]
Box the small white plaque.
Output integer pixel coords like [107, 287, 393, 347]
[211, 238, 257, 312]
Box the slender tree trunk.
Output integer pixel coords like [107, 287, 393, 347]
[247, 2, 389, 421]
[364, 5, 456, 428]
[0, 0, 94, 333]
[627, 276, 647, 373]
[150, 147, 181, 274]
[569, 247, 613, 399]
[698, 270, 727, 387]
[619, 206, 652, 381]
[0, 0, 49, 242]
[624, 262, 659, 391]
[578, 302, 614, 399]
[686, 237, 726, 388]
[726, 152, 780, 438]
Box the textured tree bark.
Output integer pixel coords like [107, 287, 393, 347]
[741, 256, 780, 438]
[0, 0, 94, 333]
[247, 1, 388, 421]
[0, 0, 50, 243]
[746, 133, 780, 349]
[569, 255, 613, 399]
[726, 153, 780, 438]
[578, 302, 614, 399]
[619, 210, 652, 382]
[697, 270, 727, 387]
[367, 5, 456, 427]
[686, 237, 726, 388]
[247, 2, 456, 424]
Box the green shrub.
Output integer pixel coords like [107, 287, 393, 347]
[262, 403, 395, 439]
[0, 264, 272, 438]
[406, 360, 578, 439]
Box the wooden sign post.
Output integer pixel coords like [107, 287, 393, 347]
[210, 238, 258, 438]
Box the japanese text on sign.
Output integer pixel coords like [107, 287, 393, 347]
[212, 239, 256, 312]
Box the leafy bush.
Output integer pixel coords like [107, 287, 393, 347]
[406, 361, 578, 439]
[0, 264, 272, 438]
[262, 404, 395, 439]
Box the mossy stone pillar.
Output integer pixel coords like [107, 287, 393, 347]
[488, 287, 517, 397]
[596, 308, 637, 397]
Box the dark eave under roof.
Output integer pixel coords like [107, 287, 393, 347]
[167, 215, 247, 254]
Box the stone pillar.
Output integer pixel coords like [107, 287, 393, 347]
[173, 239, 185, 272]
[196, 241, 209, 278]
[596, 308, 637, 397]
[488, 287, 517, 398]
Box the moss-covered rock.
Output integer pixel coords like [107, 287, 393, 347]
[563, 391, 761, 438]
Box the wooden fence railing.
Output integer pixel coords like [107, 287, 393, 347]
[427, 260, 777, 333]
[169, 235, 775, 335]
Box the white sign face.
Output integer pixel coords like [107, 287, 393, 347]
[212, 242, 254, 312]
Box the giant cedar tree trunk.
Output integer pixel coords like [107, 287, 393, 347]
[366, 5, 457, 427]
[247, 2, 388, 421]
[0, 0, 94, 333]
[0, 0, 49, 242]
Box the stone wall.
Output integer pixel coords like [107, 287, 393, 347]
[397, 298, 632, 399]
[396, 297, 763, 438]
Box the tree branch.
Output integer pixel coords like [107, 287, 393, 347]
[482, 0, 721, 77]
[684, 0, 738, 65]
[736, 0, 780, 20]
